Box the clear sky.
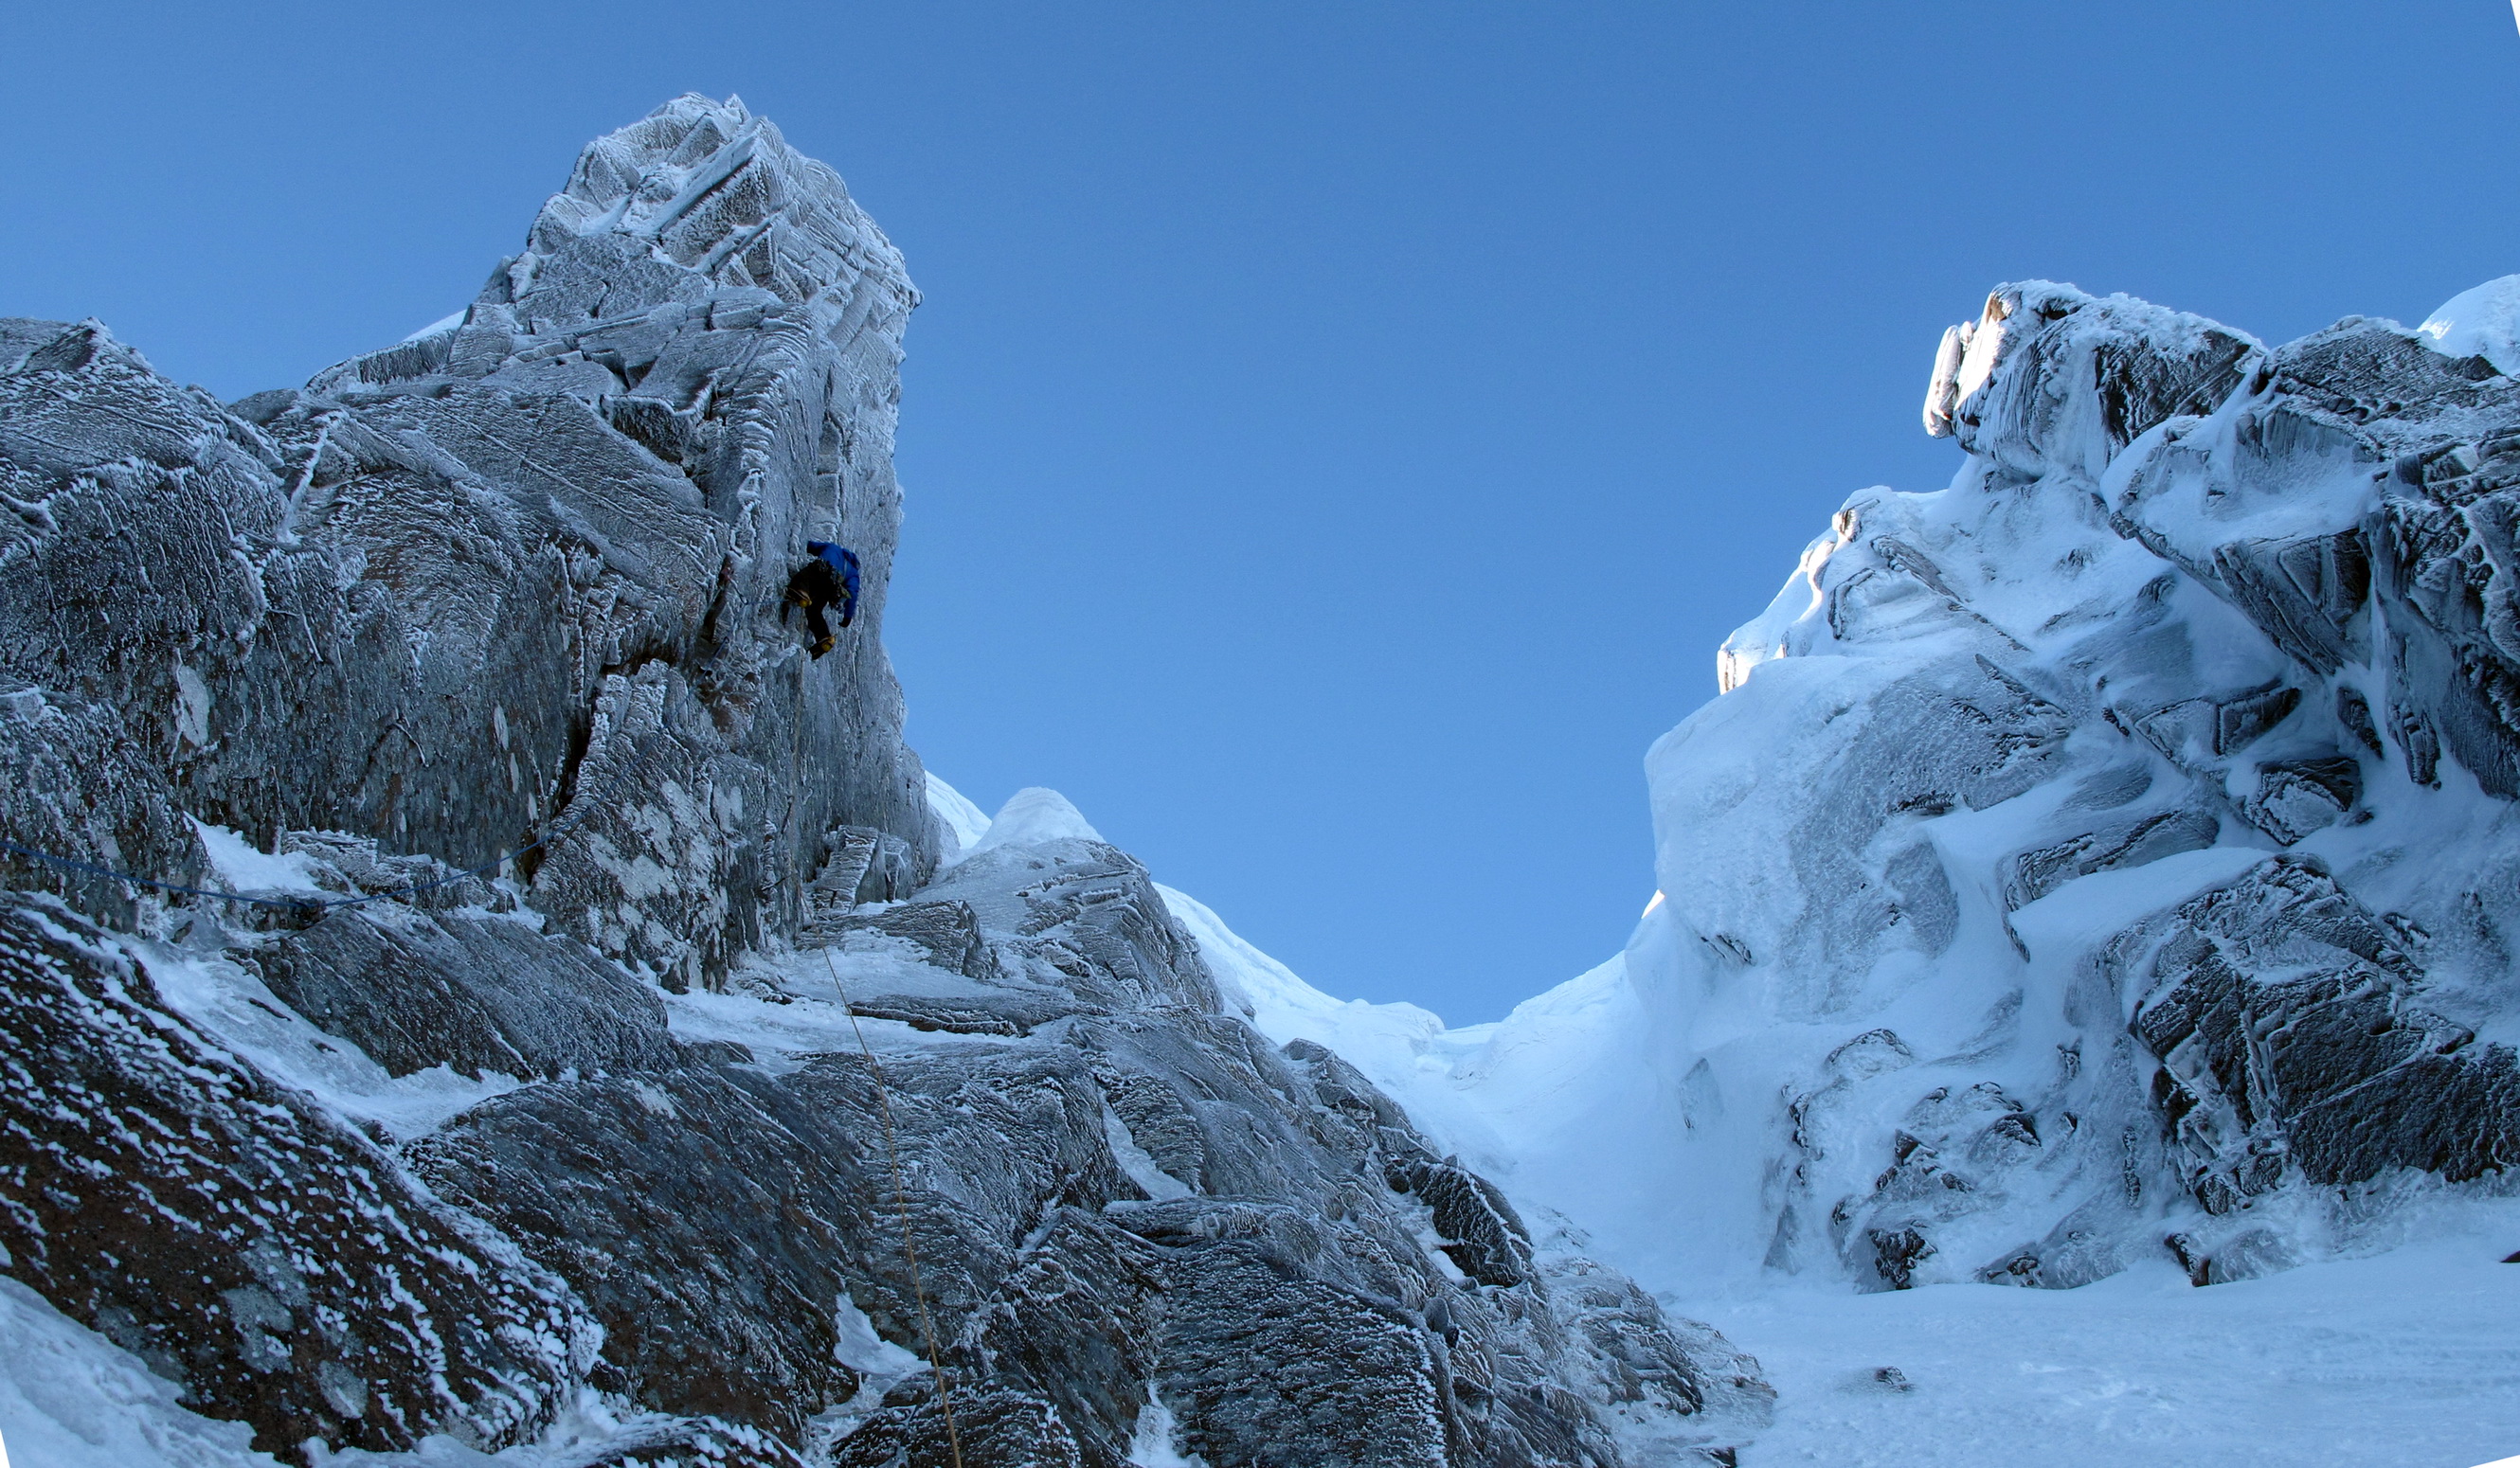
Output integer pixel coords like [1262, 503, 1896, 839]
[8, 3, 2519, 1022]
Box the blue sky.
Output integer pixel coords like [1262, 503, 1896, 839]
[8, 3, 2519, 1022]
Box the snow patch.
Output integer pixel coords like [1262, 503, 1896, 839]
[832, 1292, 923, 1382]
[1697, 1216, 2520, 1467]
[0, 1278, 282, 1468]
[186, 818, 326, 894]
[2420, 274, 2520, 376]
[1125, 1391, 1208, 1468]
[966, 786, 1103, 855]
[924, 772, 994, 862]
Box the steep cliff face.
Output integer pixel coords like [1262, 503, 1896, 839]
[1, 91, 934, 993]
[1395, 278, 2520, 1299]
[0, 98, 1759, 1467]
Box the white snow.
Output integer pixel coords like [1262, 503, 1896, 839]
[186, 817, 327, 894]
[1125, 1391, 1209, 1468]
[0, 1278, 283, 1468]
[1711, 1224, 2520, 1467]
[963, 786, 1102, 856]
[2419, 274, 2520, 376]
[1717, 522, 1846, 693]
[832, 1292, 924, 1382]
[398, 311, 467, 344]
[812, 1291, 927, 1448]
[924, 772, 994, 861]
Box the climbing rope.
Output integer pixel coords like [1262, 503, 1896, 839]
[823, 942, 968, 1468]
[784, 653, 956, 1462]
[0, 745, 655, 916]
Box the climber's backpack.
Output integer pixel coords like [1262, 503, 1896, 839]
[807, 541, 862, 627]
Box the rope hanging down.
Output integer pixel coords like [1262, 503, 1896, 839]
[823, 944, 968, 1468]
[0, 746, 656, 916]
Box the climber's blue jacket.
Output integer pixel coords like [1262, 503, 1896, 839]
[808, 542, 861, 623]
[783, 542, 861, 659]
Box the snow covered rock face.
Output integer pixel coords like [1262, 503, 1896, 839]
[0, 92, 936, 992]
[0, 98, 1757, 1465]
[1588, 280, 2520, 1295]
[0, 896, 600, 1455]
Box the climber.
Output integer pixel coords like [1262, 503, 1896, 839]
[782, 541, 860, 659]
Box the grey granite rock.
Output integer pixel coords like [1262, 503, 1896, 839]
[2129, 855, 2520, 1201]
[0, 92, 936, 994]
[0, 896, 596, 1459]
[0, 95, 1755, 1466]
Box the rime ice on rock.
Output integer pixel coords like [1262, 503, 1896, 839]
[0, 98, 1754, 1466]
[1416, 274, 2520, 1301]
[2, 93, 938, 996]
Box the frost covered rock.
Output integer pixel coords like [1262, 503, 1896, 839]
[0, 97, 1753, 1466]
[402, 820, 1763, 1467]
[0, 92, 936, 994]
[0, 896, 597, 1456]
[1429, 275, 2520, 1301]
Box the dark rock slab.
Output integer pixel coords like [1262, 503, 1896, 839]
[0, 897, 593, 1460]
[409, 1063, 888, 1438]
[2130, 856, 2520, 1205]
[258, 907, 677, 1079]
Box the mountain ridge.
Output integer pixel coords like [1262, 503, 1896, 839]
[1276, 276, 2520, 1310]
[0, 96, 1762, 1468]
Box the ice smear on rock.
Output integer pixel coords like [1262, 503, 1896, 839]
[187, 818, 329, 894]
[1123, 1392, 1206, 1468]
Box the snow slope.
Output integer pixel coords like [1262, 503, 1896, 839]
[0, 1278, 283, 1468]
[1719, 1221, 2520, 1468]
[1091, 273, 2520, 1467]
[1427, 278, 2520, 1297]
[1119, 792, 2520, 1468]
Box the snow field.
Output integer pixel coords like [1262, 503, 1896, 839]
[1701, 1225, 2520, 1467]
